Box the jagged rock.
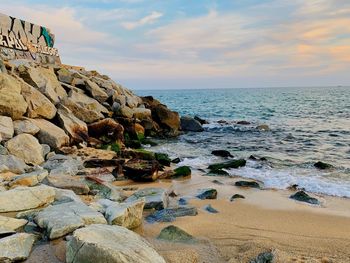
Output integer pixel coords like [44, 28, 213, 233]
[0, 73, 28, 119]
[123, 159, 159, 182]
[66, 224, 166, 263]
[43, 154, 83, 176]
[20, 81, 57, 119]
[61, 90, 108, 123]
[196, 188, 218, 200]
[35, 201, 107, 239]
[118, 106, 134, 118]
[157, 225, 195, 243]
[88, 118, 124, 143]
[290, 191, 320, 205]
[84, 79, 108, 103]
[0, 215, 27, 232]
[211, 150, 233, 158]
[314, 161, 333, 170]
[180, 116, 204, 132]
[0, 116, 14, 141]
[13, 119, 40, 135]
[31, 119, 69, 149]
[47, 175, 89, 195]
[100, 199, 145, 229]
[0, 185, 55, 212]
[0, 233, 36, 262]
[234, 181, 260, 188]
[6, 134, 44, 165]
[0, 155, 28, 174]
[9, 169, 48, 188]
[126, 188, 165, 210]
[56, 68, 74, 84]
[146, 206, 198, 223]
[39, 67, 67, 100]
[57, 105, 88, 144]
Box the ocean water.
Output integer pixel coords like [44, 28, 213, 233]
[136, 87, 350, 198]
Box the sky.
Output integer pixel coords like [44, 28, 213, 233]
[2, 0, 350, 90]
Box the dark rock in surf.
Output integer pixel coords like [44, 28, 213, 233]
[146, 206, 198, 223]
[230, 194, 245, 201]
[211, 150, 233, 158]
[194, 116, 209, 125]
[237, 120, 251, 125]
[314, 161, 333, 170]
[123, 159, 159, 182]
[155, 153, 171, 166]
[234, 181, 260, 189]
[196, 188, 217, 200]
[204, 204, 218, 213]
[290, 191, 320, 205]
[171, 158, 181, 164]
[208, 159, 246, 173]
[180, 116, 204, 132]
[157, 225, 195, 243]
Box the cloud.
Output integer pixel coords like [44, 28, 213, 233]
[121, 11, 163, 30]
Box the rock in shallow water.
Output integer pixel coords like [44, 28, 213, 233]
[146, 206, 198, 223]
[230, 194, 245, 201]
[126, 188, 165, 210]
[204, 204, 218, 213]
[211, 150, 233, 158]
[314, 161, 333, 170]
[123, 159, 159, 182]
[289, 191, 320, 205]
[208, 159, 246, 173]
[157, 225, 195, 243]
[180, 116, 204, 132]
[234, 181, 261, 189]
[0, 233, 36, 262]
[66, 224, 166, 263]
[196, 188, 218, 200]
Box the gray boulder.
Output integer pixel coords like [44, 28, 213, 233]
[43, 154, 83, 176]
[9, 169, 48, 188]
[46, 175, 90, 195]
[0, 233, 36, 262]
[0, 185, 55, 212]
[0, 215, 28, 232]
[66, 224, 165, 263]
[0, 116, 14, 141]
[35, 201, 107, 239]
[0, 155, 28, 174]
[13, 119, 40, 135]
[180, 116, 204, 132]
[126, 188, 166, 210]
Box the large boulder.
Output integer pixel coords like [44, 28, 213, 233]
[43, 154, 83, 176]
[0, 233, 36, 262]
[66, 224, 166, 263]
[88, 118, 124, 143]
[153, 104, 180, 134]
[35, 201, 107, 239]
[31, 119, 69, 149]
[0, 185, 55, 212]
[180, 116, 204, 132]
[57, 106, 88, 144]
[123, 159, 159, 182]
[0, 116, 14, 141]
[0, 73, 28, 119]
[46, 175, 90, 195]
[84, 79, 108, 103]
[132, 108, 152, 120]
[0, 155, 28, 174]
[20, 81, 57, 119]
[13, 119, 40, 135]
[61, 90, 108, 123]
[6, 134, 44, 165]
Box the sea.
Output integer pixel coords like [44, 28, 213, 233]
[136, 86, 350, 198]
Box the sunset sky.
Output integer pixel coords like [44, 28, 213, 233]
[2, 0, 350, 90]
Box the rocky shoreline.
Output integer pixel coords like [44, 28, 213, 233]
[0, 58, 347, 263]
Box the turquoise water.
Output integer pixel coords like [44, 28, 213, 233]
[136, 87, 350, 197]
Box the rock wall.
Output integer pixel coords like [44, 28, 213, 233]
[0, 13, 60, 64]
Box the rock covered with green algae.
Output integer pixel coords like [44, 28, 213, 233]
[157, 225, 196, 243]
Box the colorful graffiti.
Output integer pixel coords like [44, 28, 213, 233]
[0, 13, 59, 62]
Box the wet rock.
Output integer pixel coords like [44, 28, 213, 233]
[83, 158, 125, 168]
[237, 120, 251, 125]
[0, 73, 28, 119]
[61, 90, 108, 123]
[66, 224, 166, 263]
[173, 166, 191, 177]
[0, 215, 27, 232]
[249, 155, 267, 161]
[211, 150, 233, 158]
[151, 101, 180, 134]
[35, 201, 107, 239]
[196, 188, 218, 200]
[178, 198, 188, 205]
[171, 157, 181, 164]
[6, 134, 44, 165]
[180, 116, 204, 132]
[256, 124, 270, 131]
[121, 149, 156, 160]
[289, 191, 320, 205]
[84, 79, 108, 103]
[194, 116, 208, 125]
[123, 159, 159, 182]
[9, 169, 48, 188]
[146, 205, 198, 223]
[157, 225, 195, 243]
[31, 119, 69, 149]
[126, 188, 166, 210]
[155, 153, 171, 166]
[0, 185, 55, 212]
[13, 119, 40, 136]
[88, 118, 124, 143]
[230, 194, 245, 201]
[234, 181, 261, 188]
[204, 204, 218, 213]
[103, 199, 145, 229]
[86, 180, 125, 202]
[20, 81, 57, 119]
[0, 116, 14, 141]
[207, 169, 229, 176]
[208, 159, 246, 172]
[249, 251, 274, 263]
[0, 154, 28, 174]
[57, 106, 88, 144]
[314, 161, 333, 170]
[212, 179, 224, 185]
[0, 233, 36, 262]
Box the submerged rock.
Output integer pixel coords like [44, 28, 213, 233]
[157, 225, 195, 243]
[194, 116, 208, 125]
[208, 159, 246, 172]
[196, 188, 218, 200]
[0, 233, 36, 262]
[204, 204, 218, 213]
[314, 161, 333, 170]
[155, 153, 171, 166]
[180, 116, 204, 132]
[211, 150, 233, 158]
[234, 181, 260, 188]
[123, 159, 159, 182]
[256, 124, 270, 131]
[230, 194, 245, 201]
[0, 185, 55, 212]
[66, 224, 166, 263]
[146, 206, 198, 223]
[35, 201, 107, 239]
[289, 191, 320, 205]
[126, 188, 165, 210]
